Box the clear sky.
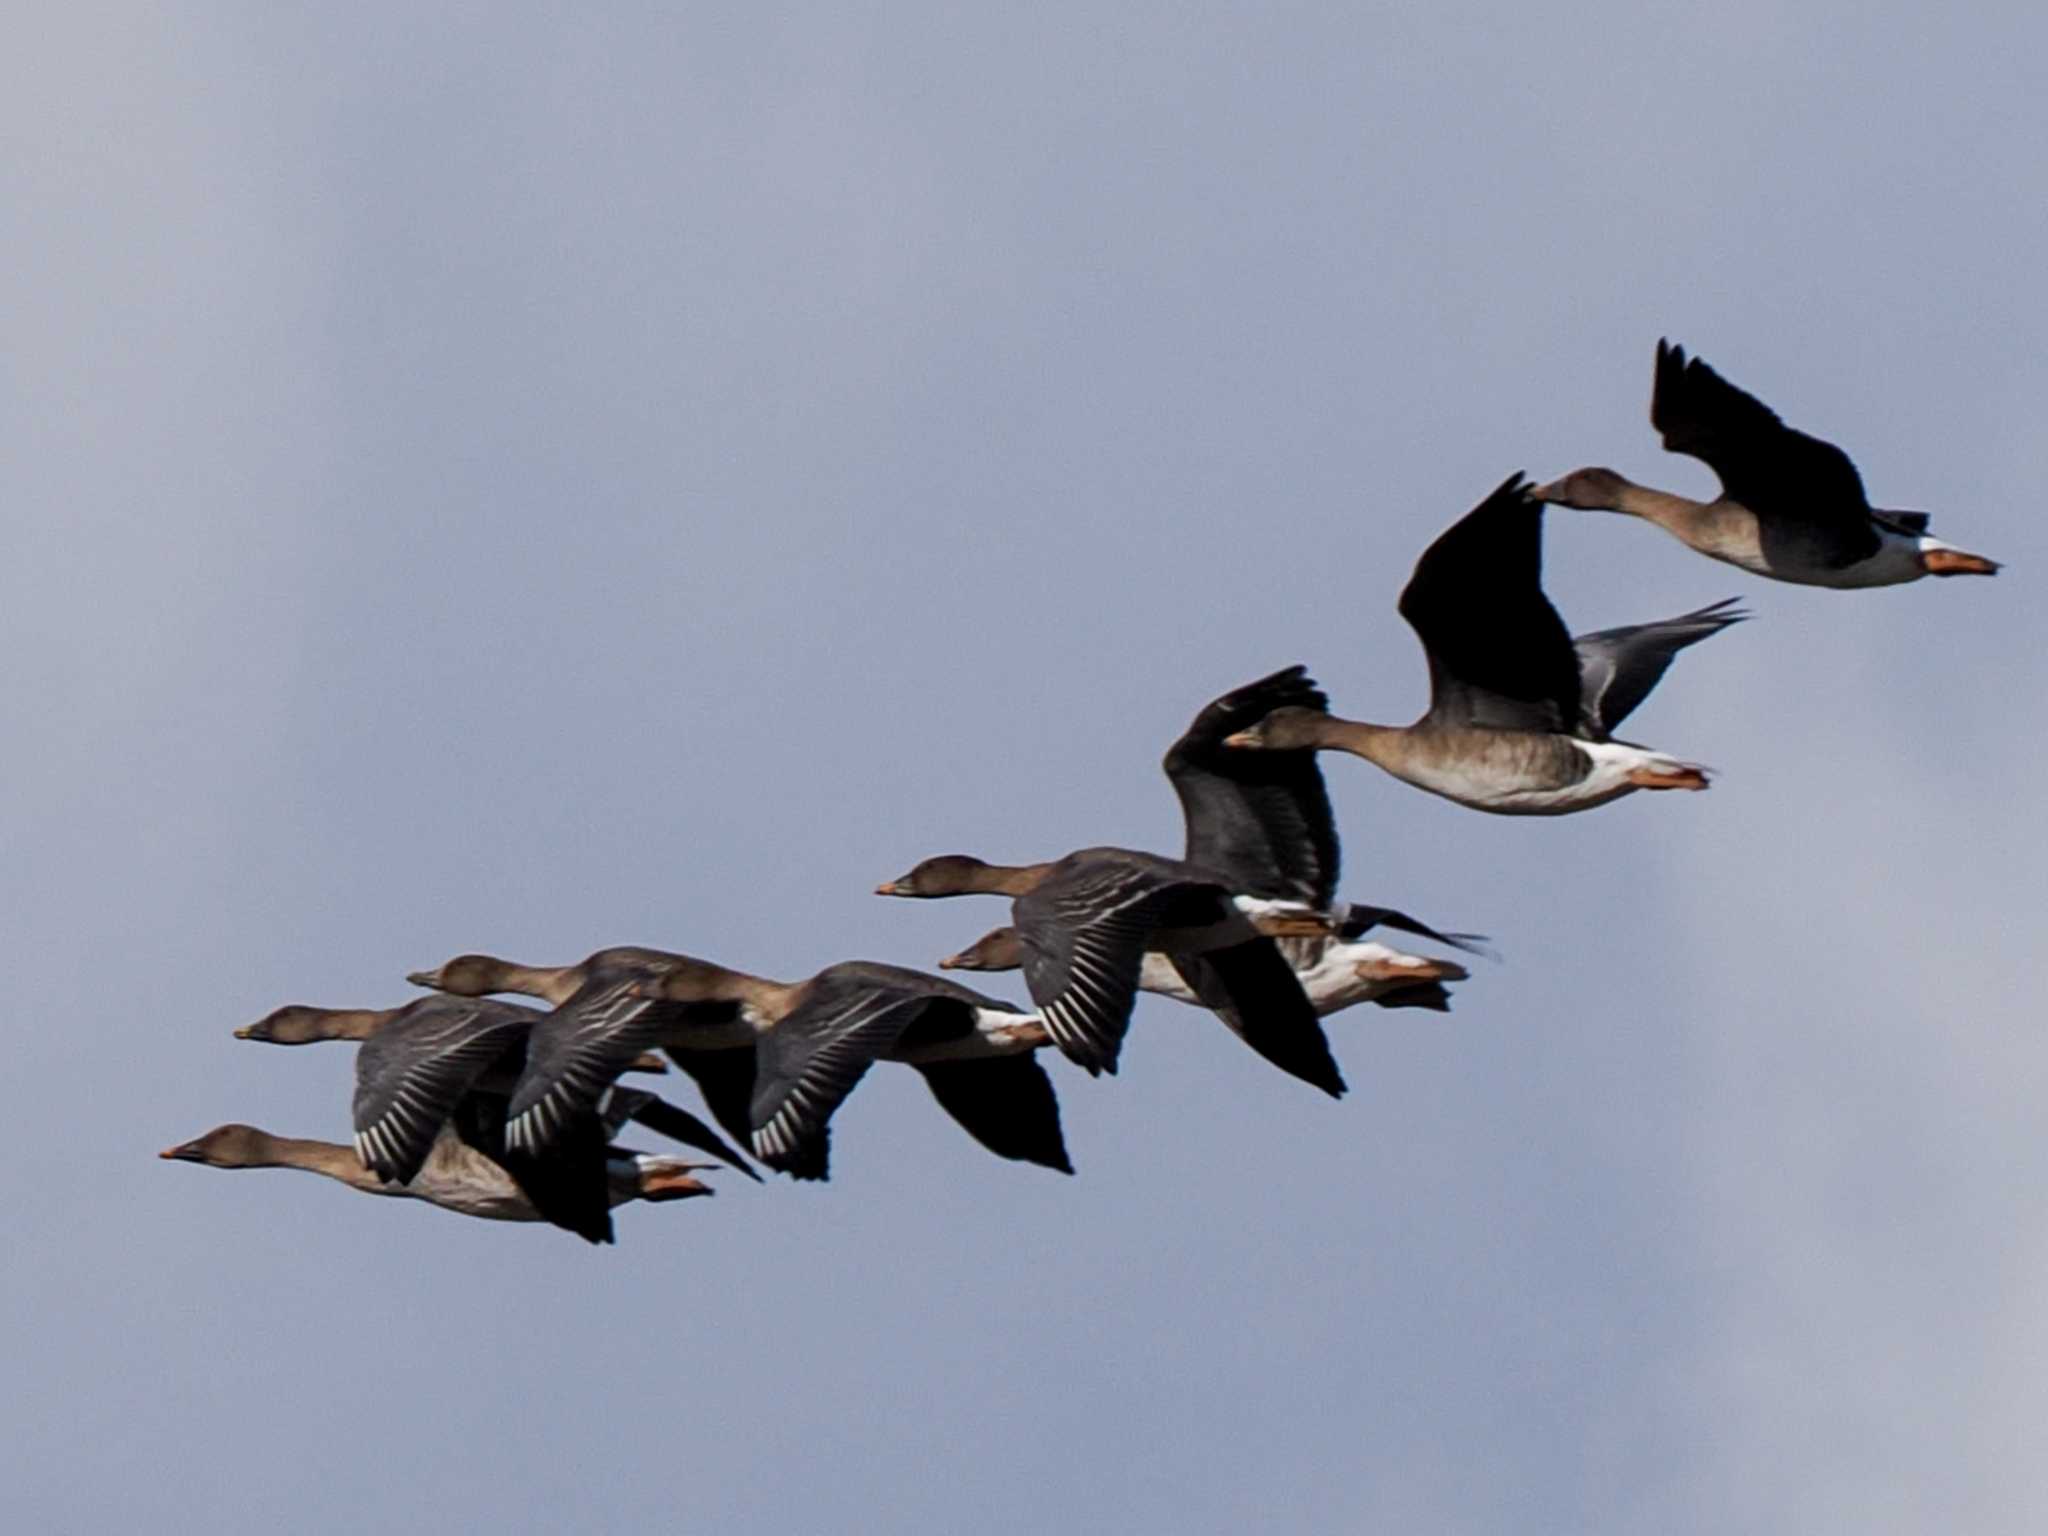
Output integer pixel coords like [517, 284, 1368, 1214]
[6, 5, 2044, 1531]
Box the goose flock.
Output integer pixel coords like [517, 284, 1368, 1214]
[163, 340, 1999, 1243]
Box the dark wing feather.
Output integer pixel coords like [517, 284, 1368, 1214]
[665, 1045, 759, 1148]
[496, 1112, 616, 1244]
[1651, 339, 1880, 569]
[1336, 903, 1496, 960]
[1572, 597, 1746, 737]
[504, 975, 673, 1155]
[1397, 475, 1581, 733]
[749, 977, 930, 1181]
[912, 1055, 1073, 1174]
[1164, 665, 1341, 908]
[604, 1087, 762, 1182]
[447, 1086, 615, 1244]
[351, 998, 534, 1185]
[1014, 861, 1183, 1076]
[1167, 939, 1345, 1098]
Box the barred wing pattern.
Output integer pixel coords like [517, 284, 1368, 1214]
[749, 980, 934, 1180]
[1014, 860, 1189, 1076]
[505, 975, 672, 1154]
[351, 997, 538, 1185]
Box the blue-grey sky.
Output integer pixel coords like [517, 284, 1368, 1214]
[6, 5, 2044, 1531]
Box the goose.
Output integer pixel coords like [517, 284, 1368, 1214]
[1530, 340, 1998, 587]
[1162, 662, 1490, 1008]
[938, 917, 1468, 1014]
[875, 847, 1344, 1095]
[159, 1112, 716, 1234]
[403, 948, 1070, 1182]
[1220, 475, 1741, 815]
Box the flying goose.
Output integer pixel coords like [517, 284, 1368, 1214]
[1531, 340, 1998, 586]
[1162, 663, 1490, 1008]
[875, 847, 1344, 1095]
[1221, 475, 1741, 815]
[159, 1114, 716, 1234]
[404, 948, 1070, 1182]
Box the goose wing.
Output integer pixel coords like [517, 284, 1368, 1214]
[911, 1055, 1073, 1174]
[503, 972, 673, 1154]
[750, 970, 940, 1180]
[1336, 903, 1495, 960]
[1166, 938, 1345, 1097]
[1013, 856, 1189, 1077]
[601, 1086, 762, 1182]
[1651, 340, 1880, 569]
[351, 997, 537, 1186]
[449, 1092, 617, 1244]
[1572, 597, 1747, 737]
[663, 1045, 760, 1150]
[1397, 475, 1581, 733]
[1164, 665, 1341, 908]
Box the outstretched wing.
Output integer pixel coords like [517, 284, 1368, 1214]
[351, 998, 535, 1185]
[1164, 665, 1341, 908]
[1014, 861, 1188, 1076]
[1397, 475, 1581, 733]
[1651, 339, 1880, 569]
[1573, 597, 1746, 737]
[1336, 903, 1495, 961]
[912, 1055, 1073, 1174]
[602, 1086, 762, 1182]
[504, 973, 673, 1154]
[749, 976, 931, 1181]
[1167, 938, 1345, 1098]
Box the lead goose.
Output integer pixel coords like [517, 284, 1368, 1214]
[1162, 663, 1490, 1010]
[159, 1119, 716, 1234]
[1222, 475, 1741, 815]
[403, 948, 1069, 1182]
[875, 848, 1344, 1096]
[1531, 340, 1999, 587]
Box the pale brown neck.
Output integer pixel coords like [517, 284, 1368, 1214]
[308, 1008, 393, 1043]
[647, 961, 799, 1022]
[250, 1133, 385, 1190]
[1309, 715, 1410, 767]
[1609, 477, 1712, 532]
[968, 861, 1057, 897]
[481, 961, 588, 1006]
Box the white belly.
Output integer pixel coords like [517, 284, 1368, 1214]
[1388, 744, 1652, 817]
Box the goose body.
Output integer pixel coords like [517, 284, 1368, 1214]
[1531, 340, 1999, 588]
[1223, 477, 1739, 816]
